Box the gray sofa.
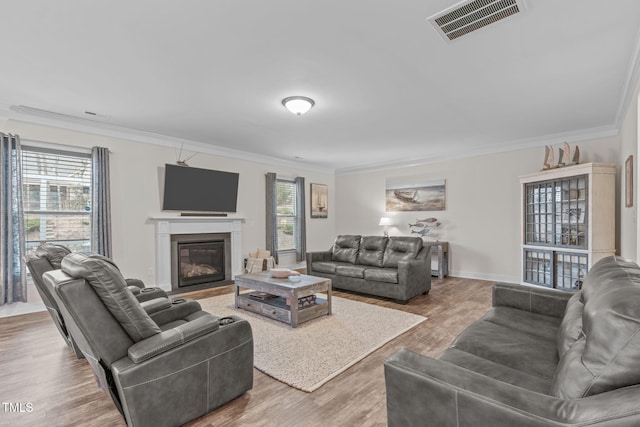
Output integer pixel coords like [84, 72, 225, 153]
[306, 235, 431, 303]
[384, 256, 640, 426]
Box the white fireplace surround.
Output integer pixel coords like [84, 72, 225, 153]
[148, 215, 244, 292]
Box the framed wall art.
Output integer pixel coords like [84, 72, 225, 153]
[386, 178, 446, 212]
[310, 183, 328, 218]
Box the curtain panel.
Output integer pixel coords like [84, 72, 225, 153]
[265, 172, 279, 265]
[295, 176, 307, 262]
[0, 133, 26, 305]
[91, 146, 112, 257]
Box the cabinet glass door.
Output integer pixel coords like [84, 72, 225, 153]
[525, 175, 588, 249]
[555, 252, 587, 291]
[523, 249, 553, 287]
[525, 182, 554, 244]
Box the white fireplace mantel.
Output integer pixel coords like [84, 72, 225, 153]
[148, 215, 245, 291]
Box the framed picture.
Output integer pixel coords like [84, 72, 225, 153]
[386, 178, 446, 212]
[310, 183, 328, 218]
[626, 155, 634, 208]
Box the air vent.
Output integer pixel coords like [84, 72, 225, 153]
[427, 0, 526, 42]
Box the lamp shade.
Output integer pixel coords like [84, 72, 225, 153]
[282, 96, 315, 115]
[378, 217, 394, 226]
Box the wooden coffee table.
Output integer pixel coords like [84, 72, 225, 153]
[234, 272, 332, 327]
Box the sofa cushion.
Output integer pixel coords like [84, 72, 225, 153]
[551, 256, 640, 399]
[61, 252, 161, 342]
[312, 261, 346, 274]
[382, 237, 423, 268]
[357, 236, 388, 267]
[331, 235, 361, 264]
[439, 347, 552, 394]
[482, 306, 562, 342]
[35, 243, 71, 269]
[450, 320, 558, 380]
[363, 268, 398, 284]
[336, 265, 366, 279]
[556, 292, 584, 359]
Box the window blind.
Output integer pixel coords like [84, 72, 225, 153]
[22, 146, 92, 252]
[276, 179, 297, 251]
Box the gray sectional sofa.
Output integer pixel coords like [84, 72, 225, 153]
[384, 256, 640, 426]
[306, 235, 431, 303]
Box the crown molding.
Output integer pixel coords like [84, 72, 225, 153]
[0, 103, 335, 175]
[335, 125, 619, 175]
[0, 102, 623, 178]
[614, 26, 640, 129]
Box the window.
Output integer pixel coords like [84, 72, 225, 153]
[276, 179, 297, 251]
[22, 146, 92, 252]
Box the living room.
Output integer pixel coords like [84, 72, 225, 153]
[2, 1, 640, 426]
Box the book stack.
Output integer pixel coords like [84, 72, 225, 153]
[286, 295, 317, 308]
[248, 292, 277, 301]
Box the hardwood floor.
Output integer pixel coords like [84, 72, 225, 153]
[0, 277, 493, 427]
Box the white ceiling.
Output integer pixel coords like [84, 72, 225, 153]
[1, 0, 639, 173]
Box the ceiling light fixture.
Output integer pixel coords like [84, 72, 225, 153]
[282, 96, 315, 116]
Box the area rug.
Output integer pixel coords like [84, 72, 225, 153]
[198, 293, 426, 392]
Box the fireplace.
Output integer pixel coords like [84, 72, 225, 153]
[170, 233, 232, 290]
[177, 241, 225, 287]
[149, 215, 244, 292]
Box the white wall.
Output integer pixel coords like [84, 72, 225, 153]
[618, 86, 639, 262]
[336, 137, 621, 283]
[3, 120, 335, 283]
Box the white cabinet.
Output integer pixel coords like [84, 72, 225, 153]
[519, 163, 615, 291]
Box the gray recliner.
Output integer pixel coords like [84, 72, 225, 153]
[25, 243, 86, 357]
[43, 252, 254, 427]
[32, 243, 167, 301]
[25, 243, 167, 358]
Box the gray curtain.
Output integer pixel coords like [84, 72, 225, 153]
[265, 172, 279, 264]
[295, 176, 307, 262]
[0, 133, 26, 305]
[91, 146, 112, 257]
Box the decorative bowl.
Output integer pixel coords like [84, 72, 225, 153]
[269, 268, 291, 278]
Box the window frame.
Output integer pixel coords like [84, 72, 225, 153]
[21, 143, 93, 252]
[275, 178, 298, 253]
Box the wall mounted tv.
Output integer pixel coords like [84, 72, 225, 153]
[162, 164, 239, 213]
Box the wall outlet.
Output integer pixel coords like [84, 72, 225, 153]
[146, 267, 154, 276]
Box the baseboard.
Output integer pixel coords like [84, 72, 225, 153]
[448, 270, 520, 284]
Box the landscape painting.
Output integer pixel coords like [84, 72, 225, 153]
[386, 179, 446, 212]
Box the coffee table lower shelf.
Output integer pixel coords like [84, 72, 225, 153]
[236, 294, 329, 326]
[234, 272, 332, 328]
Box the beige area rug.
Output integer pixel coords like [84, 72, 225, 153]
[199, 293, 426, 392]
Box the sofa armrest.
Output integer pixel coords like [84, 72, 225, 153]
[149, 298, 202, 326]
[306, 251, 332, 273]
[132, 287, 168, 302]
[139, 297, 172, 315]
[128, 314, 220, 363]
[125, 278, 145, 289]
[397, 246, 431, 299]
[492, 282, 572, 319]
[112, 318, 253, 426]
[385, 349, 640, 426]
[307, 251, 332, 262]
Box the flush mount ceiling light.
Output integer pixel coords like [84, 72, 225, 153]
[282, 96, 315, 116]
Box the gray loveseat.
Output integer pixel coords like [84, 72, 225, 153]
[385, 256, 640, 426]
[306, 235, 431, 303]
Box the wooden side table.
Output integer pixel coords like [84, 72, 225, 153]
[427, 241, 449, 279]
